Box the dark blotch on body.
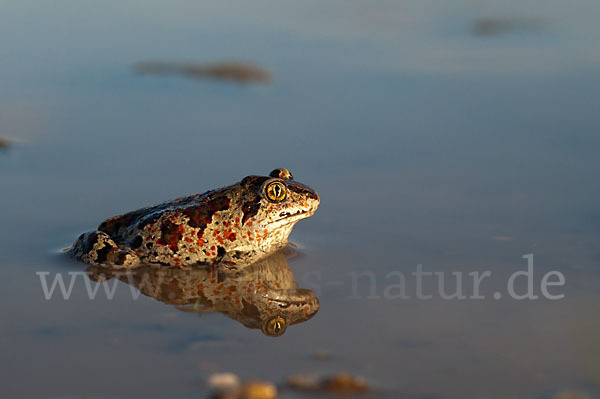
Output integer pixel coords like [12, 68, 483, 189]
[157, 220, 182, 252]
[184, 196, 230, 232]
[241, 200, 261, 225]
[95, 243, 113, 264]
[241, 175, 269, 188]
[241, 299, 261, 320]
[80, 232, 96, 255]
[116, 252, 127, 265]
[99, 213, 138, 238]
[131, 235, 143, 249]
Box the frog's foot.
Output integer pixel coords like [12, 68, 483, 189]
[71, 231, 140, 268]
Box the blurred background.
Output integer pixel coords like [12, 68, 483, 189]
[1, 0, 599, 398]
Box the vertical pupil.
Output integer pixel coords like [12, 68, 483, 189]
[269, 183, 283, 200]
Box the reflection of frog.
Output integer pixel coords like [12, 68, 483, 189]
[71, 168, 319, 268]
[87, 249, 319, 337]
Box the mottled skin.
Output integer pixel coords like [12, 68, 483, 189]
[71, 169, 319, 268]
[87, 249, 319, 336]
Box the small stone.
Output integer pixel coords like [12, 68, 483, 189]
[286, 373, 321, 391]
[207, 372, 241, 392]
[553, 391, 587, 399]
[313, 350, 331, 360]
[287, 372, 369, 393]
[0, 137, 11, 149]
[324, 373, 369, 393]
[239, 381, 277, 399]
[135, 61, 271, 84]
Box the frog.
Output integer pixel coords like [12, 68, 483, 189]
[86, 248, 319, 337]
[70, 168, 319, 268]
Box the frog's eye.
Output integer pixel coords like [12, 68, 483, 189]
[262, 316, 287, 337]
[265, 181, 287, 202]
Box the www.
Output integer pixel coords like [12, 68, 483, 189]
[36, 271, 120, 300]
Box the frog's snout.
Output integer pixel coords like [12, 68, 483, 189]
[287, 181, 320, 212]
[307, 194, 319, 216]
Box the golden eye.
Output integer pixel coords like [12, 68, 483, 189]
[263, 316, 287, 337]
[265, 181, 287, 202]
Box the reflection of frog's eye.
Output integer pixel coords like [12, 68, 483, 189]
[265, 181, 287, 202]
[262, 316, 287, 337]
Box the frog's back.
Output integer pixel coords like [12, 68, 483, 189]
[97, 190, 218, 241]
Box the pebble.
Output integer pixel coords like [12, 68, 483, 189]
[286, 373, 321, 391]
[207, 372, 240, 392]
[135, 61, 271, 84]
[324, 373, 369, 393]
[239, 381, 278, 399]
[208, 373, 277, 399]
[313, 350, 332, 361]
[553, 391, 588, 399]
[0, 137, 11, 149]
[287, 372, 369, 393]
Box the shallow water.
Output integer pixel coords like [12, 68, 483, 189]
[2, 1, 600, 398]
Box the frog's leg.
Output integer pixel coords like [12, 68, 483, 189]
[71, 231, 140, 268]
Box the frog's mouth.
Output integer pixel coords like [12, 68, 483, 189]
[268, 209, 315, 229]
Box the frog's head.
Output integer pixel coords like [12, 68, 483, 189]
[238, 168, 319, 248]
[259, 287, 320, 337]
